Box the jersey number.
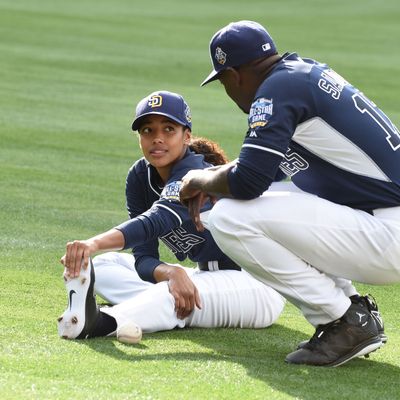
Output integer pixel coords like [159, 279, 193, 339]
[352, 93, 400, 151]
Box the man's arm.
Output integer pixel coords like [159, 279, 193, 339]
[179, 162, 235, 231]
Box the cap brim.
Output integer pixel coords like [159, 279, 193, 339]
[132, 112, 189, 131]
[200, 69, 221, 87]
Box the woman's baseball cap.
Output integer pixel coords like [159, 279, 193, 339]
[132, 91, 192, 131]
[201, 20, 277, 86]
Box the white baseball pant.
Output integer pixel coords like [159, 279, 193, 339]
[93, 252, 285, 332]
[206, 182, 400, 326]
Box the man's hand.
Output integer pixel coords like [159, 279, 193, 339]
[180, 169, 217, 231]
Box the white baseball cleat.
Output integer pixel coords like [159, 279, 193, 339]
[116, 321, 143, 344]
[57, 259, 99, 339]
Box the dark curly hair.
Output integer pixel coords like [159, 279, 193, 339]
[189, 136, 229, 166]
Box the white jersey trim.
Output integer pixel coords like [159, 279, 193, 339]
[242, 144, 285, 158]
[155, 204, 183, 225]
[293, 117, 391, 182]
[147, 168, 162, 197]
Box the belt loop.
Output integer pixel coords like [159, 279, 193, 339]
[208, 261, 219, 271]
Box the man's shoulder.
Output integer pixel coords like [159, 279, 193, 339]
[256, 53, 325, 101]
[270, 53, 318, 82]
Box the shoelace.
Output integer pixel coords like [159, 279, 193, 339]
[364, 294, 378, 313]
[306, 319, 341, 350]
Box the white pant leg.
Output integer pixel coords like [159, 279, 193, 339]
[269, 183, 359, 298]
[327, 275, 359, 298]
[208, 191, 400, 326]
[93, 252, 153, 305]
[187, 269, 285, 328]
[102, 269, 285, 333]
[102, 281, 185, 333]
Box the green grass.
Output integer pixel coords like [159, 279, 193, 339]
[1, 0, 400, 398]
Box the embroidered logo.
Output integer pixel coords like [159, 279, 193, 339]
[215, 47, 227, 65]
[279, 149, 309, 177]
[248, 130, 258, 138]
[262, 43, 271, 51]
[249, 98, 273, 129]
[148, 94, 163, 108]
[160, 227, 205, 254]
[161, 181, 181, 202]
[356, 312, 366, 323]
[184, 104, 192, 124]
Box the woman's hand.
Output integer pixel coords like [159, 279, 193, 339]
[60, 229, 125, 278]
[60, 239, 98, 278]
[154, 264, 202, 319]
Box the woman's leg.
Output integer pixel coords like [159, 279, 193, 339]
[102, 269, 285, 333]
[93, 252, 153, 304]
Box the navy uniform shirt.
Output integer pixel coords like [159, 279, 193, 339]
[228, 52, 400, 212]
[116, 149, 237, 282]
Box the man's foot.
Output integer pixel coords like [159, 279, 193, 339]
[286, 301, 382, 367]
[353, 294, 387, 344]
[57, 259, 99, 339]
[297, 293, 387, 351]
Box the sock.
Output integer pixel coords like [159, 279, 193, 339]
[90, 311, 117, 337]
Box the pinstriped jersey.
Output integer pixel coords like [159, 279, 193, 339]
[228, 52, 400, 211]
[116, 149, 234, 282]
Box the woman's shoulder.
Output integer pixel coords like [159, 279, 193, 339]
[168, 150, 210, 182]
[127, 157, 148, 179]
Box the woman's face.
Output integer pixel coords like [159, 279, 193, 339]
[138, 114, 191, 179]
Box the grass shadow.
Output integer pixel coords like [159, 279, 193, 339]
[81, 323, 400, 399]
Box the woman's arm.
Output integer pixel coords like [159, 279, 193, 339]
[153, 263, 201, 319]
[61, 228, 125, 278]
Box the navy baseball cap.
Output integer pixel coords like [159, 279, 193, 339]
[201, 20, 277, 86]
[132, 91, 192, 131]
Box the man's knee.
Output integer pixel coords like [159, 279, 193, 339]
[208, 199, 238, 240]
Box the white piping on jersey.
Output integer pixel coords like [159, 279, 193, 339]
[292, 117, 391, 182]
[155, 204, 183, 225]
[242, 144, 285, 158]
[147, 167, 162, 197]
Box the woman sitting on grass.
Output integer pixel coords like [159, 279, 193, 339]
[58, 90, 285, 342]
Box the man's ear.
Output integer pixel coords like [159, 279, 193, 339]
[226, 67, 242, 86]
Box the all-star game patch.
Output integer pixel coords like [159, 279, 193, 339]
[161, 181, 182, 202]
[248, 97, 273, 130]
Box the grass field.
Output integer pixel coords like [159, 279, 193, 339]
[1, 0, 400, 399]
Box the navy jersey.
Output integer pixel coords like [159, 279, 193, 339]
[116, 149, 238, 282]
[228, 52, 400, 211]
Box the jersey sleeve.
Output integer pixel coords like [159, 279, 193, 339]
[132, 240, 162, 283]
[228, 66, 314, 199]
[116, 179, 212, 249]
[124, 162, 167, 283]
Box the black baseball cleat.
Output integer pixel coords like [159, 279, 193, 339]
[286, 301, 382, 367]
[352, 294, 387, 344]
[57, 259, 100, 339]
[296, 293, 387, 351]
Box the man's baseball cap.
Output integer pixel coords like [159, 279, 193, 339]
[132, 90, 192, 131]
[201, 20, 277, 86]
